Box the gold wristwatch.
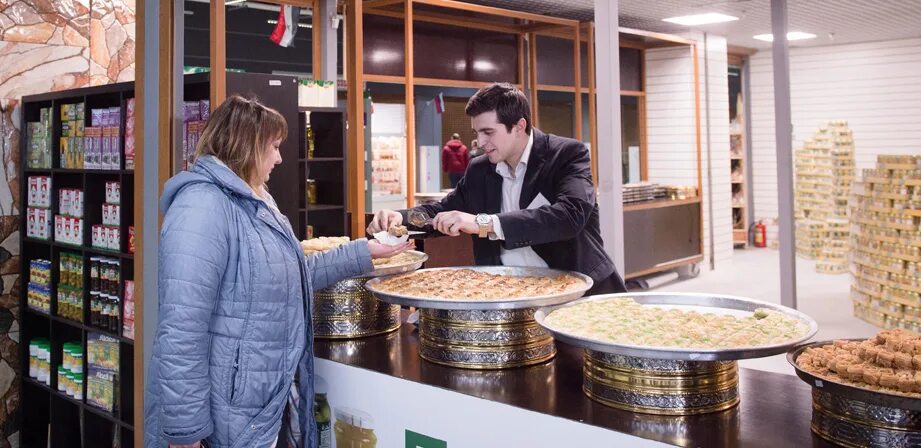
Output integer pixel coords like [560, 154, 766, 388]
[475, 214, 491, 238]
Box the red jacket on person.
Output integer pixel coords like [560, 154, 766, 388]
[442, 139, 469, 174]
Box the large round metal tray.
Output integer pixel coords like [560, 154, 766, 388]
[366, 250, 428, 278]
[788, 339, 921, 412]
[534, 292, 818, 361]
[365, 266, 593, 310]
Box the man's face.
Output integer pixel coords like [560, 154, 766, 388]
[471, 111, 526, 165]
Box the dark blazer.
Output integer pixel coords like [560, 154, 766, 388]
[404, 129, 626, 294]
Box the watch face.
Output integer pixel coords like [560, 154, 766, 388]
[476, 214, 490, 225]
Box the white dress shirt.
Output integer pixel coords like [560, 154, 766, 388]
[488, 132, 549, 268]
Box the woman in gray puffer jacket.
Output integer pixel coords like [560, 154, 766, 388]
[144, 96, 411, 448]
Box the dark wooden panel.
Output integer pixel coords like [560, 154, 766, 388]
[536, 36, 589, 87]
[624, 202, 701, 274]
[225, 73, 300, 233]
[620, 48, 643, 92]
[536, 39, 641, 91]
[363, 15, 518, 83]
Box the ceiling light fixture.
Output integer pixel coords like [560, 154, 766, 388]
[662, 13, 738, 26]
[225, 0, 246, 5]
[753, 32, 817, 42]
[267, 19, 312, 29]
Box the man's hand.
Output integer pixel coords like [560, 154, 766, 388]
[367, 209, 402, 234]
[432, 211, 480, 236]
[368, 239, 415, 259]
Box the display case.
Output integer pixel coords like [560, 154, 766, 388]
[299, 107, 349, 239]
[20, 83, 137, 448]
[730, 91, 748, 247]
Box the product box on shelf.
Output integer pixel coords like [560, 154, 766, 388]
[102, 204, 120, 226]
[87, 332, 119, 372]
[108, 226, 120, 251]
[26, 112, 53, 169]
[27, 259, 52, 314]
[27, 176, 52, 208]
[58, 188, 84, 218]
[27, 283, 51, 314]
[105, 181, 121, 205]
[55, 215, 83, 245]
[91, 225, 118, 250]
[86, 332, 119, 413]
[101, 128, 111, 169]
[57, 252, 85, 322]
[87, 370, 117, 413]
[128, 226, 135, 254]
[84, 127, 99, 169]
[125, 98, 136, 170]
[123, 280, 135, 340]
[27, 208, 52, 240]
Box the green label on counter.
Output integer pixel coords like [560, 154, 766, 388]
[405, 430, 447, 448]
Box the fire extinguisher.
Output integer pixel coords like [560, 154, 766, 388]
[753, 221, 767, 248]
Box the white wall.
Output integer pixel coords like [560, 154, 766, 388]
[750, 38, 921, 220]
[645, 34, 733, 270]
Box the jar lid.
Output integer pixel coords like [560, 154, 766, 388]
[314, 375, 328, 395]
[334, 407, 374, 430]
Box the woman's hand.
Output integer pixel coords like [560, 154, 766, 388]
[368, 239, 414, 259]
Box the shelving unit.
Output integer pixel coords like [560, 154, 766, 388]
[793, 121, 856, 274]
[730, 128, 747, 247]
[20, 83, 136, 447]
[850, 155, 921, 332]
[299, 107, 348, 239]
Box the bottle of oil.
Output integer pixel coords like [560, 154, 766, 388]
[306, 122, 316, 159]
[315, 377, 332, 448]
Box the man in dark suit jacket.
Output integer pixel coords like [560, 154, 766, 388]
[368, 83, 626, 295]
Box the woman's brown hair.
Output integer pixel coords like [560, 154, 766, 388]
[193, 95, 287, 185]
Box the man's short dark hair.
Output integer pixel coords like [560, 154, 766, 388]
[465, 83, 532, 135]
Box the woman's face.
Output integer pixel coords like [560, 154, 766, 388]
[254, 137, 283, 185]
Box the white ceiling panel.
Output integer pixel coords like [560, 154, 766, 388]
[460, 0, 921, 48]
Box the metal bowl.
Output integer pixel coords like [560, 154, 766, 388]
[365, 266, 593, 310]
[366, 250, 428, 278]
[534, 292, 819, 361]
[787, 339, 921, 412]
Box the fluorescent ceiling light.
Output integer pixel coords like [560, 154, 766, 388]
[753, 32, 817, 42]
[662, 13, 738, 26]
[225, 0, 246, 5]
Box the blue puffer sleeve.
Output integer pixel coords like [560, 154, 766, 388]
[156, 184, 231, 445]
[307, 239, 373, 291]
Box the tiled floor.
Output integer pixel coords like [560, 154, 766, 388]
[643, 248, 880, 375]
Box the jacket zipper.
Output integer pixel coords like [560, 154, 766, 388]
[230, 344, 241, 402]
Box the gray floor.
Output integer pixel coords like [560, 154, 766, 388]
[645, 248, 879, 375]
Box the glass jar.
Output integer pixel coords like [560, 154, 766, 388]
[334, 408, 377, 448]
[307, 180, 318, 205]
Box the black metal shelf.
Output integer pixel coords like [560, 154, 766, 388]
[300, 157, 344, 162]
[21, 83, 138, 448]
[298, 108, 348, 239]
[26, 308, 134, 345]
[24, 377, 134, 431]
[24, 168, 134, 175]
[24, 237, 134, 260]
[298, 106, 344, 113]
[303, 204, 345, 212]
